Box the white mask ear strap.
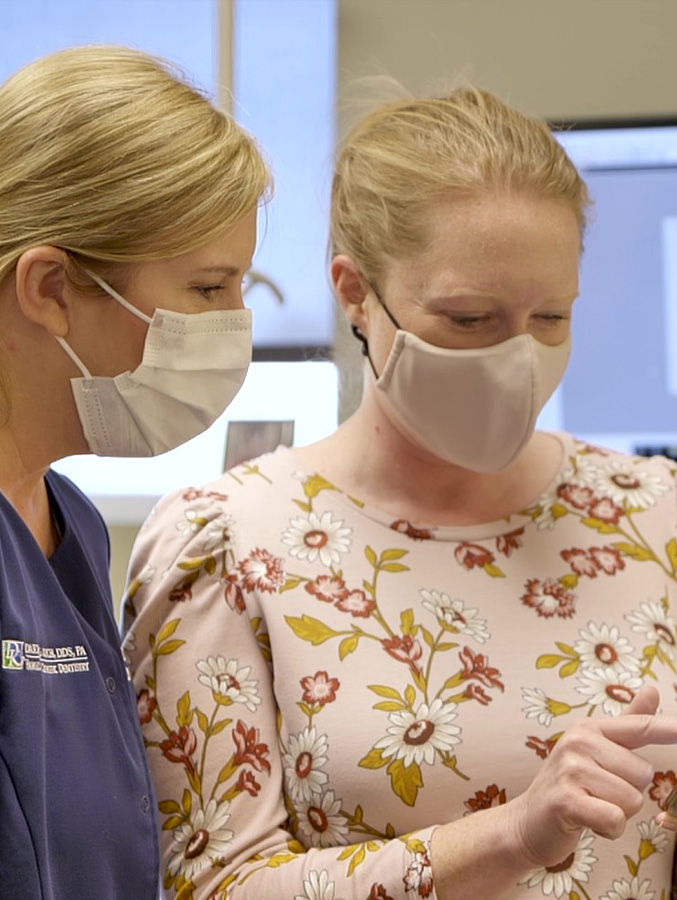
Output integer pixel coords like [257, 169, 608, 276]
[82, 267, 153, 325]
[56, 336, 93, 379]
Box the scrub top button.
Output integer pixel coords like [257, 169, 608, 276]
[105, 676, 117, 693]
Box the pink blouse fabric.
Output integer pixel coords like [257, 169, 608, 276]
[123, 433, 677, 900]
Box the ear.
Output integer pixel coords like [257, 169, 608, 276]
[331, 254, 372, 331]
[14, 246, 71, 338]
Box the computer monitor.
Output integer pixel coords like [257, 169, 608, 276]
[538, 119, 677, 459]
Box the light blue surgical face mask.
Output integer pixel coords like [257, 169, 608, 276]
[56, 270, 252, 457]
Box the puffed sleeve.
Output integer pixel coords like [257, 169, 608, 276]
[121, 486, 439, 900]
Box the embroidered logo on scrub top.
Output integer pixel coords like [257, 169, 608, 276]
[1, 639, 90, 674]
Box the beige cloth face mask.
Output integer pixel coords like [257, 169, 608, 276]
[355, 296, 571, 473]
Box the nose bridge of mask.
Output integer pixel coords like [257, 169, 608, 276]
[139, 308, 253, 374]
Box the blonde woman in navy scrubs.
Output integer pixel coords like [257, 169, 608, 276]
[0, 46, 268, 898]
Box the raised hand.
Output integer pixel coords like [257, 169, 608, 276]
[510, 684, 674, 868]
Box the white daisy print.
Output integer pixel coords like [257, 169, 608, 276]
[520, 830, 597, 898]
[281, 511, 351, 566]
[521, 686, 570, 727]
[534, 491, 562, 530]
[176, 508, 207, 535]
[169, 799, 233, 882]
[626, 599, 677, 656]
[297, 790, 349, 848]
[202, 515, 234, 553]
[294, 869, 341, 900]
[600, 875, 656, 900]
[573, 621, 639, 674]
[533, 466, 576, 529]
[637, 818, 669, 855]
[593, 460, 668, 509]
[283, 726, 329, 805]
[196, 656, 261, 712]
[419, 590, 490, 643]
[570, 456, 600, 487]
[575, 667, 643, 715]
[375, 698, 460, 768]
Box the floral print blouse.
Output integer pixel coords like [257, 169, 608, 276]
[122, 434, 677, 900]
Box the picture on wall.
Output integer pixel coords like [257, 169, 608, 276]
[223, 420, 295, 471]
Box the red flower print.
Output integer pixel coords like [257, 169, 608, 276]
[206, 490, 229, 501]
[367, 885, 394, 900]
[589, 546, 625, 575]
[556, 483, 594, 510]
[587, 497, 623, 524]
[182, 488, 204, 501]
[526, 734, 558, 759]
[459, 647, 504, 691]
[335, 589, 376, 618]
[464, 784, 507, 814]
[580, 442, 608, 456]
[305, 575, 349, 603]
[455, 542, 494, 570]
[496, 527, 524, 557]
[160, 726, 198, 770]
[561, 547, 599, 578]
[232, 720, 271, 773]
[464, 683, 492, 705]
[238, 548, 285, 593]
[300, 671, 340, 706]
[649, 770, 677, 809]
[223, 573, 246, 613]
[382, 634, 423, 671]
[390, 519, 433, 541]
[521, 578, 576, 618]
[403, 849, 434, 897]
[169, 581, 193, 603]
[136, 688, 157, 725]
[236, 770, 261, 797]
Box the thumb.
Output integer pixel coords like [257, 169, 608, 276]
[624, 684, 660, 716]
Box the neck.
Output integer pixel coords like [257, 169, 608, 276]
[295, 386, 563, 526]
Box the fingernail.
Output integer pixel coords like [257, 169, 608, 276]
[657, 814, 677, 832]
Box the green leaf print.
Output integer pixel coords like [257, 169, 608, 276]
[387, 758, 424, 807]
[284, 614, 339, 645]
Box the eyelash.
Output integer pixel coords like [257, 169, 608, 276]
[194, 284, 225, 299]
[448, 314, 569, 329]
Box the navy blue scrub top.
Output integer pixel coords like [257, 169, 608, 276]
[0, 469, 159, 899]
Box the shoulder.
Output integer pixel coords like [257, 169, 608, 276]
[560, 433, 677, 505]
[129, 446, 299, 575]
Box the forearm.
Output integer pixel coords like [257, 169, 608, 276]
[431, 801, 534, 900]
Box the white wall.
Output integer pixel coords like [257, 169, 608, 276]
[110, 0, 677, 611]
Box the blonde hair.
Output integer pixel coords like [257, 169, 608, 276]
[331, 86, 589, 284]
[0, 45, 271, 285]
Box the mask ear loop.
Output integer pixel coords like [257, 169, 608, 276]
[350, 324, 379, 378]
[349, 282, 401, 379]
[82, 267, 153, 325]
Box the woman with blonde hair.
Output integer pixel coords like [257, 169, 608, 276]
[125, 86, 677, 899]
[0, 45, 268, 898]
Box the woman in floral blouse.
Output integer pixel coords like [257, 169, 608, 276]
[123, 87, 677, 900]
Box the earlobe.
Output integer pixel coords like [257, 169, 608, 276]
[14, 247, 70, 338]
